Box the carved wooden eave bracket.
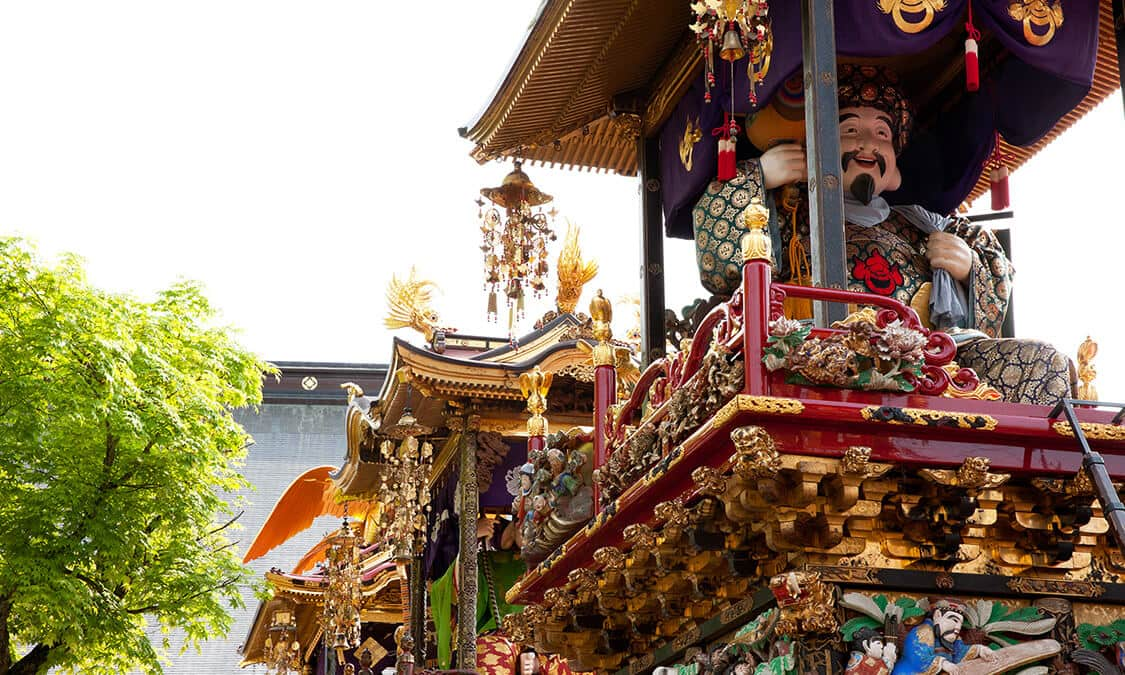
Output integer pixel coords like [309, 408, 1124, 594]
[499, 421, 1125, 673]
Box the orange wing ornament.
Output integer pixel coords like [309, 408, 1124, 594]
[242, 466, 374, 565]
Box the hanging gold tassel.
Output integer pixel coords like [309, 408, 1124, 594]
[778, 185, 813, 320]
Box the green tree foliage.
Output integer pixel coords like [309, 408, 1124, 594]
[0, 239, 274, 674]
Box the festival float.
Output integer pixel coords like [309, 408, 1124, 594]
[240, 1, 1125, 673]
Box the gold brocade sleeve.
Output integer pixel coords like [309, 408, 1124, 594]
[948, 217, 1014, 338]
[691, 159, 771, 295]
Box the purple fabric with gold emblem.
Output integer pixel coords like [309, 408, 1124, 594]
[660, 0, 1100, 239]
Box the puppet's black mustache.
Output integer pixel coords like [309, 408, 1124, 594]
[842, 150, 887, 176]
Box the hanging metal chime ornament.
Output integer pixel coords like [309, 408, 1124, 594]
[477, 160, 557, 337]
[689, 0, 772, 105]
[320, 514, 362, 655]
[714, 25, 745, 182]
[377, 407, 434, 561]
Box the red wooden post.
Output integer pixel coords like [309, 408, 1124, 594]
[527, 434, 545, 456]
[740, 198, 772, 395]
[589, 290, 617, 514]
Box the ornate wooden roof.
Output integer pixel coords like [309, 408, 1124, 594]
[376, 314, 595, 430]
[460, 0, 691, 175]
[240, 556, 402, 667]
[462, 0, 1119, 194]
[329, 314, 597, 499]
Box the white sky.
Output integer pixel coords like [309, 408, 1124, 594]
[2, 1, 1122, 400]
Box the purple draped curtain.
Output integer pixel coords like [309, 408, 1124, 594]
[661, 0, 1099, 239]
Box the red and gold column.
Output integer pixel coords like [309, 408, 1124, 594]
[740, 198, 772, 395]
[590, 290, 617, 513]
[520, 366, 553, 456]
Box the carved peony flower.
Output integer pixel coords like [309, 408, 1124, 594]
[769, 316, 804, 338]
[875, 320, 926, 362]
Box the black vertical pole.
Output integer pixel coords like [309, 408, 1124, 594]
[638, 135, 667, 364]
[1114, 0, 1125, 118]
[456, 421, 479, 671]
[801, 0, 848, 325]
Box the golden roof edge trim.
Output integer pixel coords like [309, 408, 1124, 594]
[463, 0, 578, 150]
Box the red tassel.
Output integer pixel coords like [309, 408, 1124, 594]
[717, 137, 737, 181]
[990, 165, 1009, 211]
[988, 131, 1010, 211]
[964, 38, 979, 92]
[712, 112, 742, 182]
[964, 0, 981, 92]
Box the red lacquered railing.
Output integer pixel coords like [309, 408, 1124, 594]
[589, 233, 973, 511]
[770, 282, 962, 395]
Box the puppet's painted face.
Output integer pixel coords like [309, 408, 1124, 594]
[933, 610, 965, 649]
[519, 652, 540, 675]
[839, 106, 902, 203]
[863, 637, 884, 659]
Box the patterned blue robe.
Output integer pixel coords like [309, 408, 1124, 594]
[891, 619, 983, 675]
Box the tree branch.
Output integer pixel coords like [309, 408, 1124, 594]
[103, 424, 117, 470]
[124, 577, 239, 615]
[201, 511, 243, 539]
[0, 593, 55, 674]
[8, 643, 52, 675]
[0, 596, 11, 673]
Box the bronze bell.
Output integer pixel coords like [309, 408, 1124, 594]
[720, 28, 746, 62]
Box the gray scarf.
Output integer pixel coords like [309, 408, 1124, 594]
[843, 196, 969, 330]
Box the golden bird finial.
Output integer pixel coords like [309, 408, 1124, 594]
[1077, 336, 1098, 400]
[384, 267, 447, 344]
[519, 366, 553, 437]
[518, 366, 553, 413]
[555, 221, 599, 314]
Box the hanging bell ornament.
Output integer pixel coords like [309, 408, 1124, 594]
[720, 26, 746, 62]
[487, 291, 498, 322]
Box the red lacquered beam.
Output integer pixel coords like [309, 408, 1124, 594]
[774, 281, 924, 330]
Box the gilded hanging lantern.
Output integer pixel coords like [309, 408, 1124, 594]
[477, 160, 557, 331]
